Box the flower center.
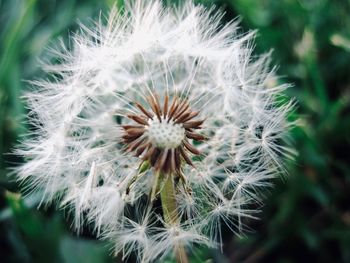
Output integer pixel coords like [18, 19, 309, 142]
[146, 119, 185, 149]
[121, 92, 206, 174]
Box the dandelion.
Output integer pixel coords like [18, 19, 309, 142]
[15, 0, 294, 262]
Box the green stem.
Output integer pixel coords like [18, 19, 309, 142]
[160, 175, 177, 224]
[160, 174, 189, 263]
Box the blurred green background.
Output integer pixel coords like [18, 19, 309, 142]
[1, 0, 349, 262]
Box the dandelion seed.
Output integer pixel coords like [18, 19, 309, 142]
[14, 0, 294, 262]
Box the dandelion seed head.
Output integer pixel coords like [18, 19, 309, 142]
[14, 0, 294, 261]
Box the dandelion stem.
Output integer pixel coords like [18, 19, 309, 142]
[160, 174, 189, 263]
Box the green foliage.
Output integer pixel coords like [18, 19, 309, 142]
[1, 0, 349, 262]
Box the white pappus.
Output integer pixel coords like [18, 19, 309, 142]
[14, 0, 295, 262]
